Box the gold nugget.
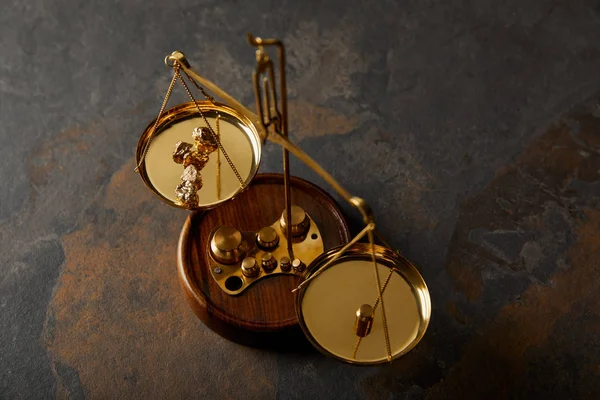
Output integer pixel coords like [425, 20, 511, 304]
[172, 119, 221, 207]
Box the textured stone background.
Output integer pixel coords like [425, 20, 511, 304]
[2, 0, 600, 399]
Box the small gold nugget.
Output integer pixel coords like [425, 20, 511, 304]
[175, 180, 199, 207]
[192, 127, 218, 154]
[173, 141, 194, 164]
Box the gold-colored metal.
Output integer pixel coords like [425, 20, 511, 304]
[280, 256, 291, 272]
[248, 34, 294, 261]
[241, 257, 260, 278]
[355, 304, 374, 338]
[372, 267, 397, 311]
[215, 115, 222, 199]
[291, 259, 306, 273]
[296, 243, 431, 365]
[135, 101, 261, 210]
[210, 226, 248, 265]
[353, 267, 398, 359]
[207, 212, 324, 295]
[292, 222, 375, 293]
[172, 121, 220, 207]
[165, 51, 265, 140]
[257, 226, 279, 250]
[352, 337, 363, 360]
[246, 37, 390, 356]
[279, 206, 311, 239]
[261, 252, 277, 271]
[134, 65, 180, 173]
[173, 68, 245, 188]
[368, 229, 392, 361]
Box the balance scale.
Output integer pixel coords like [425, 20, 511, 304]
[134, 35, 431, 364]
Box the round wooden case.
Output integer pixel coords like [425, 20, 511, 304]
[177, 173, 351, 347]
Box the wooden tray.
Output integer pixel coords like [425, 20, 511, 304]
[177, 173, 350, 347]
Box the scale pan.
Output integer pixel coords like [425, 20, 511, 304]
[295, 243, 431, 365]
[136, 101, 261, 210]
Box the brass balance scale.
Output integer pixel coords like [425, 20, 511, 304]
[135, 35, 431, 364]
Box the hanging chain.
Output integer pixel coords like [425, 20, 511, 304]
[181, 68, 217, 105]
[174, 65, 245, 187]
[369, 231, 392, 361]
[215, 115, 222, 199]
[352, 337, 362, 359]
[353, 261, 396, 361]
[351, 232, 392, 362]
[134, 64, 180, 173]
[371, 267, 395, 311]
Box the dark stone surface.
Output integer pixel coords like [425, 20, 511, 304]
[1, 0, 600, 398]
